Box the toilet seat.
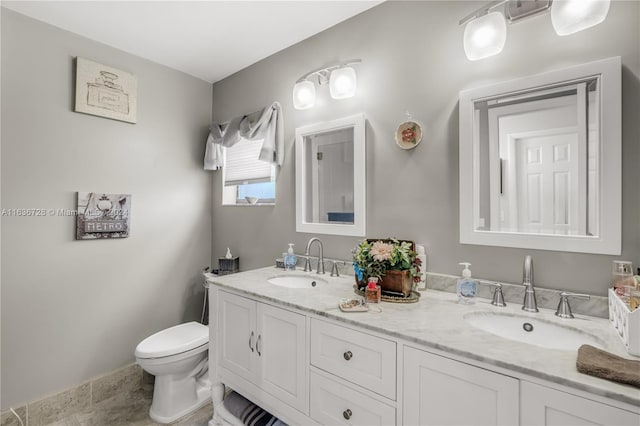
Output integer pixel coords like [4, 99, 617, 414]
[135, 321, 208, 359]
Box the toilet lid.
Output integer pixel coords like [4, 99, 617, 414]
[135, 322, 208, 359]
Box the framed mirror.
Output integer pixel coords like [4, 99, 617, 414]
[295, 114, 366, 236]
[459, 57, 621, 255]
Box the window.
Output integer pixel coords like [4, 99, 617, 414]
[222, 138, 276, 205]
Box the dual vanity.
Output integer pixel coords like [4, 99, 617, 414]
[206, 267, 640, 426]
[204, 52, 633, 426]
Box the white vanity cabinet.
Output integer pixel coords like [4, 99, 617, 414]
[403, 346, 519, 426]
[521, 382, 639, 426]
[217, 290, 308, 413]
[210, 279, 639, 426]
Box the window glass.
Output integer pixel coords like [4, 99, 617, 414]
[222, 139, 276, 206]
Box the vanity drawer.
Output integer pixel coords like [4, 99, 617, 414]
[310, 370, 396, 426]
[310, 318, 396, 399]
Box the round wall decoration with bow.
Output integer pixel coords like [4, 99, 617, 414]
[395, 112, 423, 150]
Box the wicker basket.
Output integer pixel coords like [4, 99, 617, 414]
[608, 288, 640, 356]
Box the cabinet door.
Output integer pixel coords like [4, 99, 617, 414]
[257, 303, 308, 413]
[521, 381, 640, 426]
[218, 291, 257, 383]
[403, 347, 519, 426]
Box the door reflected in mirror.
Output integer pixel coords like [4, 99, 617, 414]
[295, 114, 365, 236]
[475, 80, 599, 236]
[459, 57, 621, 254]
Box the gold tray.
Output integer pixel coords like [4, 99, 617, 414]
[354, 285, 421, 303]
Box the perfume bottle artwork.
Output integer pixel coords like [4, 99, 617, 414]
[75, 57, 137, 123]
[87, 70, 130, 115]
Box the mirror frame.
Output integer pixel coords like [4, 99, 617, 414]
[295, 113, 366, 236]
[459, 57, 621, 255]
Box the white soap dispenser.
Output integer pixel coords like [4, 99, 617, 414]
[284, 243, 297, 271]
[457, 262, 478, 304]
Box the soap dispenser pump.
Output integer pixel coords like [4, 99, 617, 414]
[457, 262, 478, 304]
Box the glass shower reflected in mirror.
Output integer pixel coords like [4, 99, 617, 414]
[303, 127, 354, 225]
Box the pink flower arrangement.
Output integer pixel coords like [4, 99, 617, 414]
[353, 238, 422, 283]
[370, 241, 394, 262]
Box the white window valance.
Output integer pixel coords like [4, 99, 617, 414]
[204, 101, 284, 170]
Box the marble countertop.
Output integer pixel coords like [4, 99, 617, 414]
[206, 267, 640, 408]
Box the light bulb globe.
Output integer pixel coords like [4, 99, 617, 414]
[551, 0, 611, 36]
[463, 11, 507, 61]
[292, 80, 316, 110]
[329, 67, 357, 99]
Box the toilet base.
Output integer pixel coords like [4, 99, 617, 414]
[149, 372, 212, 424]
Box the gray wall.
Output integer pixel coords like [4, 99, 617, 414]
[211, 1, 639, 296]
[1, 9, 212, 408]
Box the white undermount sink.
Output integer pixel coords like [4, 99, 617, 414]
[464, 312, 604, 351]
[267, 274, 327, 289]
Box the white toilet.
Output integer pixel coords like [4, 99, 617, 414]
[135, 321, 211, 424]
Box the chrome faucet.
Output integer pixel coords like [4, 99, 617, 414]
[522, 255, 538, 312]
[304, 237, 325, 274]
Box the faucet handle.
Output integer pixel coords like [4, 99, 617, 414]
[481, 282, 507, 307]
[330, 260, 346, 277]
[490, 283, 507, 307]
[555, 292, 591, 319]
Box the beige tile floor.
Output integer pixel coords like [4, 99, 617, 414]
[44, 386, 212, 426]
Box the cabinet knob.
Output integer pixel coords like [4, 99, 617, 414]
[343, 351, 353, 361]
[249, 331, 254, 352]
[343, 409, 352, 420]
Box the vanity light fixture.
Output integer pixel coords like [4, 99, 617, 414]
[460, 0, 610, 61]
[292, 59, 361, 110]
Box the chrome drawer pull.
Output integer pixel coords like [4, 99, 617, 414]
[343, 350, 353, 360]
[249, 331, 254, 352]
[343, 409, 352, 420]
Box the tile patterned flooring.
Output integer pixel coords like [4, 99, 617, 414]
[1, 366, 213, 426]
[43, 385, 212, 426]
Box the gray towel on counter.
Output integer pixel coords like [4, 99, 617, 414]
[576, 344, 640, 388]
